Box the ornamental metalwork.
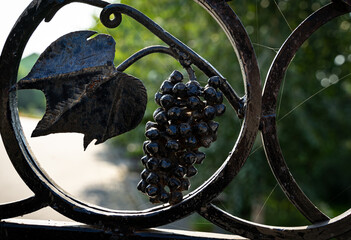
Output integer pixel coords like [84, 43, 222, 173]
[0, 0, 350, 239]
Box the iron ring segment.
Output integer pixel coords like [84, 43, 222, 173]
[0, 196, 46, 219]
[0, 0, 261, 229]
[199, 2, 351, 239]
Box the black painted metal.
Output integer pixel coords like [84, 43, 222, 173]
[261, 0, 348, 225]
[197, 1, 351, 239]
[116, 45, 176, 72]
[0, 196, 46, 220]
[0, 0, 260, 231]
[99, 3, 246, 116]
[16, 30, 148, 150]
[0, 0, 350, 239]
[0, 219, 246, 240]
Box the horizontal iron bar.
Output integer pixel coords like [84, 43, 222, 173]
[0, 219, 246, 240]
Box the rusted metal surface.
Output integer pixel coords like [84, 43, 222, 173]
[0, 0, 350, 239]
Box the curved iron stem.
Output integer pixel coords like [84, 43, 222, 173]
[116, 45, 175, 72]
[100, 4, 243, 116]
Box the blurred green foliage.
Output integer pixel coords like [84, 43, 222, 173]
[18, 0, 351, 229]
[17, 53, 45, 117]
[90, 0, 351, 227]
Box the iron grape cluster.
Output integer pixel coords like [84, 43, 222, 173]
[137, 70, 226, 205]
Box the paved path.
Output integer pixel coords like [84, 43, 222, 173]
[0, 117, 145, 221]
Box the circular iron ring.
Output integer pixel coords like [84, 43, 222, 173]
[0, 0, 261, 228]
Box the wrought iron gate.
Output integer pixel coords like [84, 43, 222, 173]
[0, 0, 350, 239]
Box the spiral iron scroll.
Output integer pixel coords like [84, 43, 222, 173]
[0, 0, 350, 239]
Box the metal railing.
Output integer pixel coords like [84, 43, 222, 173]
[0, 0, 350, 239]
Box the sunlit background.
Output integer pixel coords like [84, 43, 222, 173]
[1, 0, 350, 233]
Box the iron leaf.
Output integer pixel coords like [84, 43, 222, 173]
[17, 31, 147, 149]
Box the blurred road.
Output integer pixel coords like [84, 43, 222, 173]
[0, 116, 144, 221]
